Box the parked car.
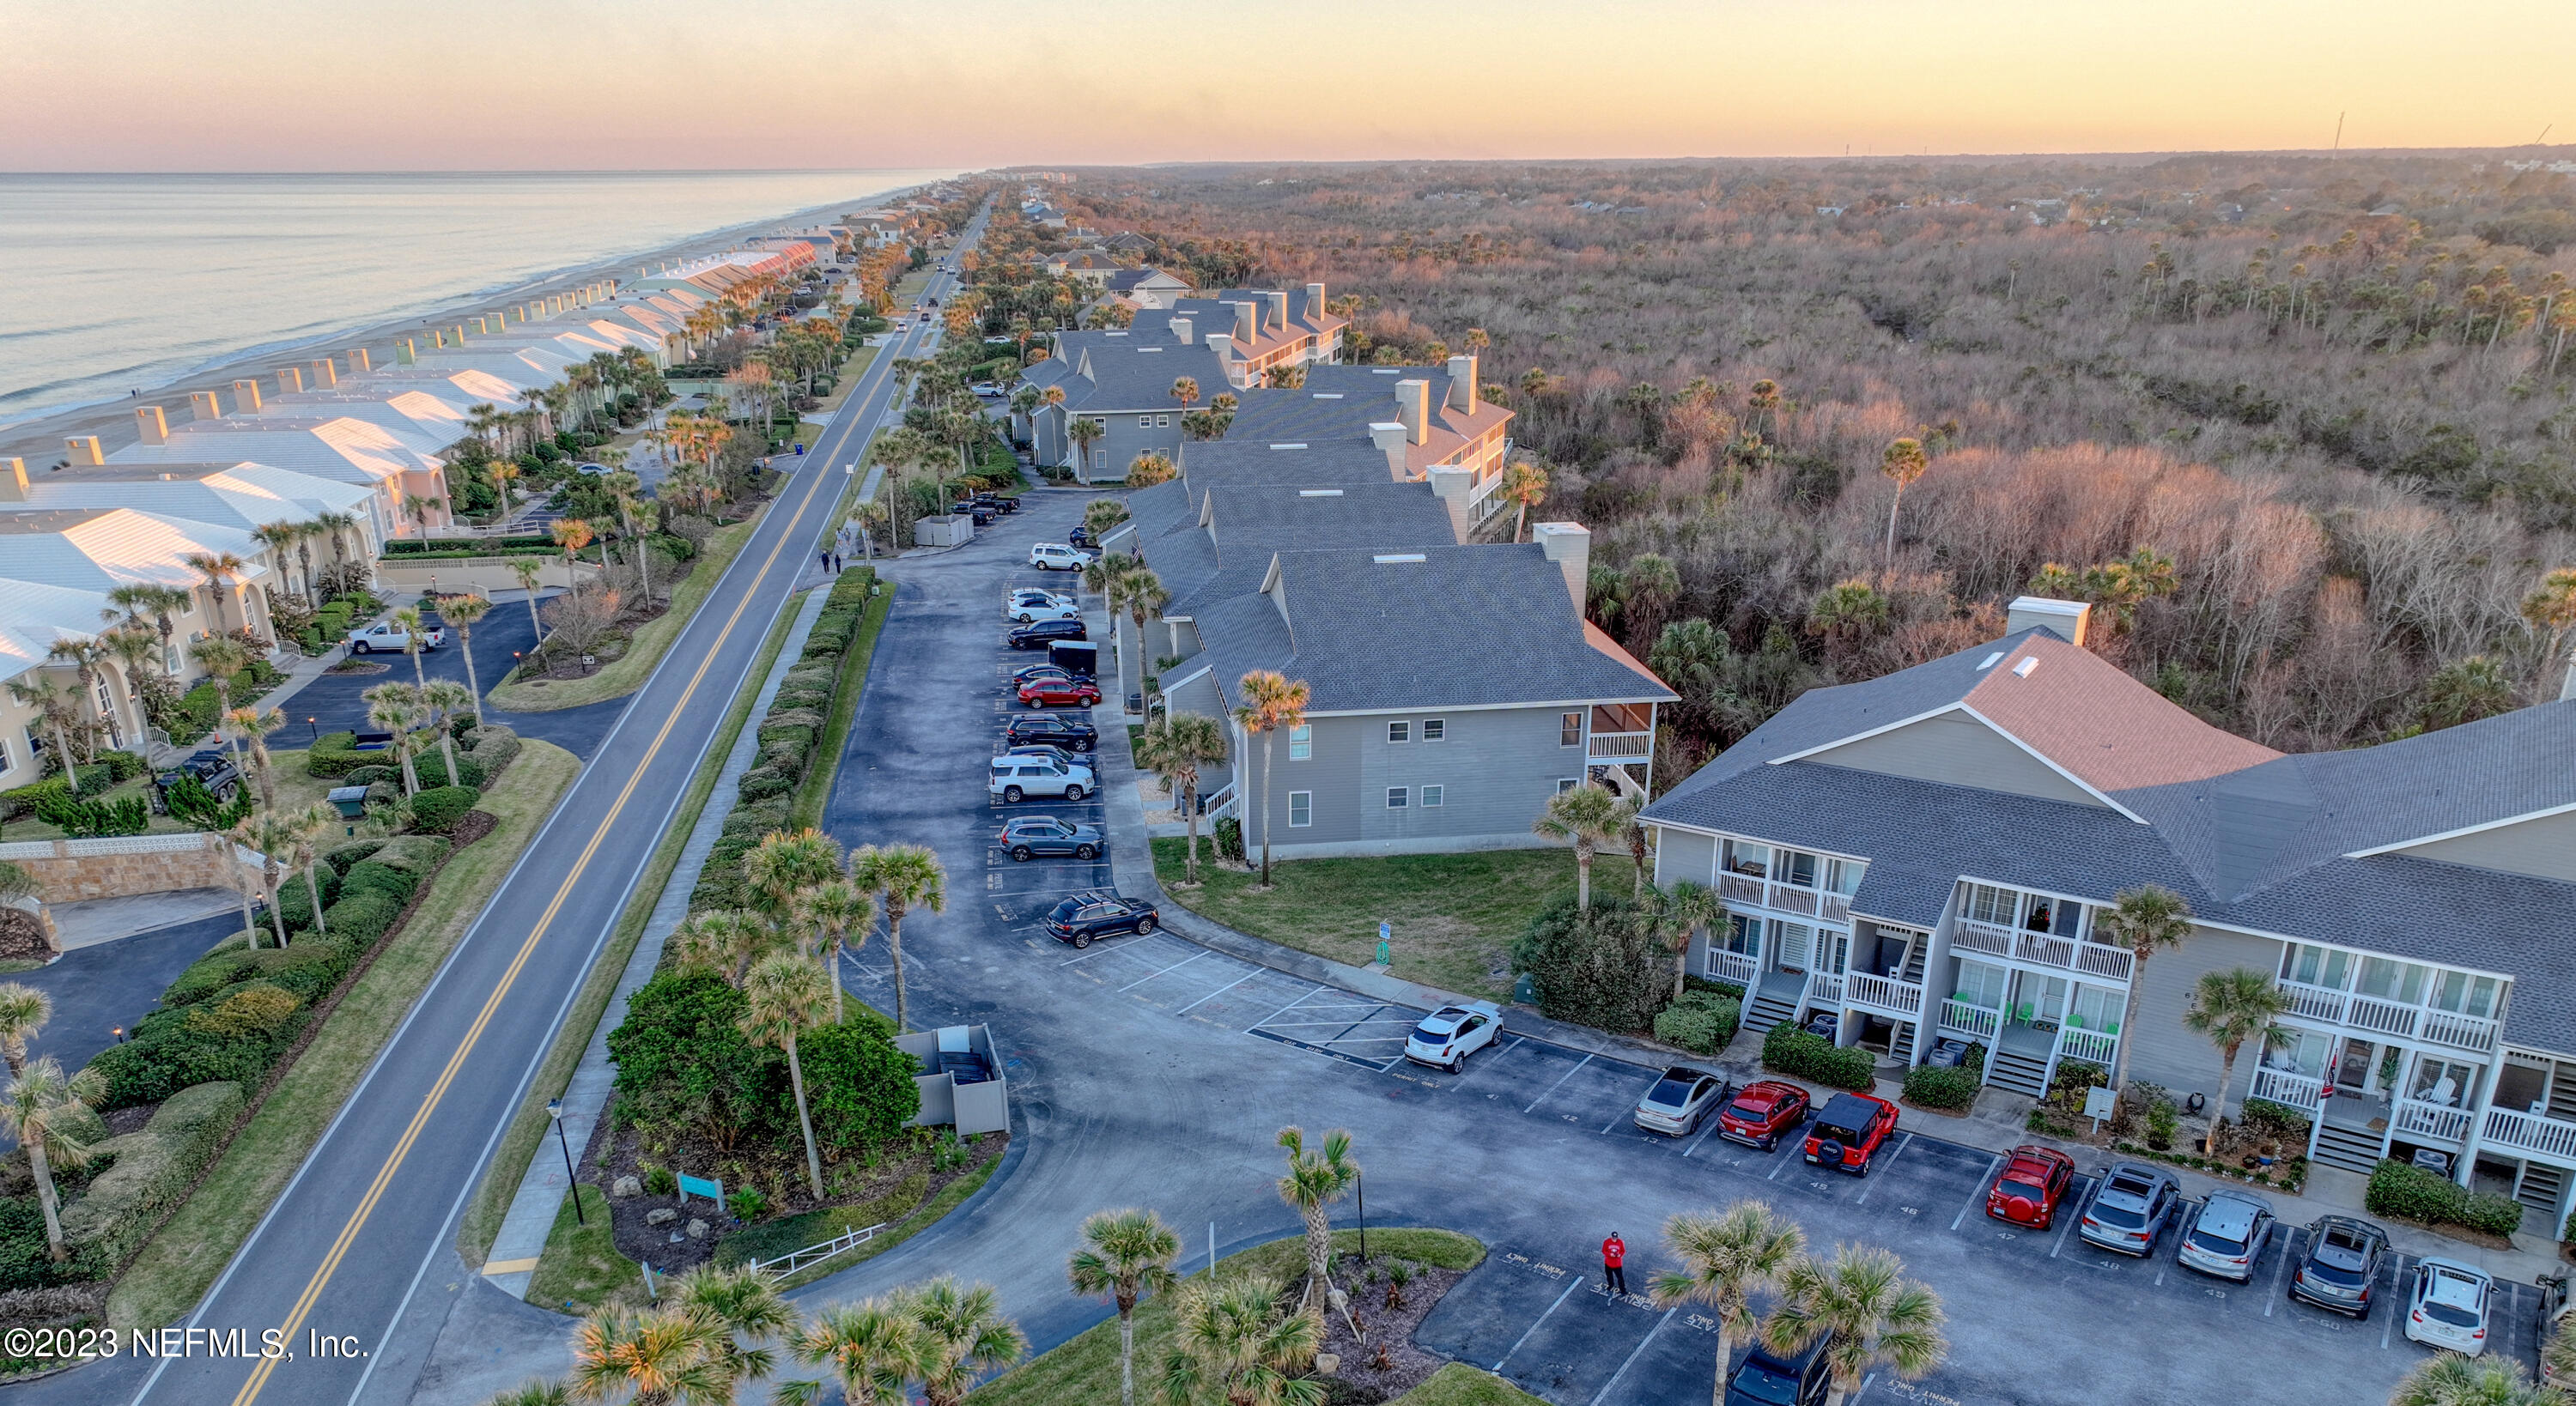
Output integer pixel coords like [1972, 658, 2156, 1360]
[972, 382, 1005, 398]
[1007, 594, 1080, 624]
[1067, 524, 1097, 549]
[152, 749, 240, 812]
[1042, 891, 1157, 948]
[1009, 618, 1088, 649]
[2290, 1215, 2390, 1318]
[1634, 1066, 1729, 1137]
[1716, 1080, 1811, 1152]
[988, 754, 1093, 803]
[1724, 1333, 1836, 1406]
[989, 494, 1020, 514]
[1019, 677, 1101, 708]
[1048, 640, 1099, 681]
[1000, 815, 1103, 861]
[1030, 542, 1095, 571]
[969, 504, 996, 527]
[2178, 1190, 2277, 1282]
[1985, 1145, 2077, 1229]
[347, 618, 444, 653]
[1405, 1003, 1503, 1072]
[2077, 1162, 2183, 1256]
[1011, 664, 1078, 689]
[2406, 1257, 2494, 1354]
[1801, 1092, 1899, 1174]
[1006, 712, 1096, 752]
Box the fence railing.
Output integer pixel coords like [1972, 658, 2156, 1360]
[1706, 949, 1759, 987]
[2482, 1107, 2576, 1162]
[1939, 998, 2001, 1041]
[1846, 972, 1923, 1017]
[2055, 1026, 2118, 1068]
[1586, 731, 1652, 760]
[1717, 873, 1764, 905]
[2393, 1099, 2473, 1143]
[746, 1221, 890, 1279]
[1807, 971, 1845, 1006]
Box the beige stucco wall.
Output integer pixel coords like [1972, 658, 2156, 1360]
[0, 833, 263, 905]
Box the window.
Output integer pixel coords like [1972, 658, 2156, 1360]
[1963, 883, 2017, 927]
[2429, 970, 2500, 1020]
[1288, 791, 1311, 827]
[2357, 956, 2427, 1005]
[2281, 943, 2354, 991]
[1422, 719, 1445, 742]
[1825, 858, 1863, 896]
[0, 733, 9, 773]
[1420, 785, 1443, 808]
[1157, 415, 1171, 427]
[1723, 839, 1770, 878]
[1388, 721, 1411, 744]
[1953, 960, 2010, 1010]
[1778, 851, 1819, 888]
[1386, 787, 1408, 809]
[1555, 778, 1579, 795]
[1288, 724, 1310, 761]
[2411, 1058, 2479, 1107]
[2069, 985, 2121, 1033]
[1560, 712, 1583, 747]
[2261, 1027, 2330, 1078]
[1722, 913, 1763, 956]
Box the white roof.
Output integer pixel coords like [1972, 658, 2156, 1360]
[110, 418, 439, 490]
[240, 397, 454, 457]
[0, 507, 272, 596]
[6, 461, 373, 534]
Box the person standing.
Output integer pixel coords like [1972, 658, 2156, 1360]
[1601, 1232, 1627, 1298]
[818, 548, 831, 574]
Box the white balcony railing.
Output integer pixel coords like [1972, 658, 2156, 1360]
[2277, 981, 2499, 1055]
[2056, 1026, 2118, 1068]
[1717, 873, 1765, 905]
[2394, 1099, 2473, 1144]
[1807, 972, 1845, 1006]
[1952, 918, 2133, 983]
[1940, 999, 2001, 1041]
[1587, 731, 1652, 761]
[2421, 1009, 2500, 1054]
[2071, 942, 2136, 982]
[2348, 993, 2419, 1039]
[1949, 920, 2014, 960]
[2482, 1108, 2576, 1164]
[1765, 882, 1820, 918]
[2248, 1067, 2324, 1112]
[1846, 972, 1924, 1017]
[1820, 893, 1853, 924]
[2279, 980, 2348, 1024]
[1707, 949, 1760, 987]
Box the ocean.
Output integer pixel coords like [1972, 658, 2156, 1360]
[0, 168, 956, 427]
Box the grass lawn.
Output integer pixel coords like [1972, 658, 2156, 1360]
[4, 747, 337, 843]
[789, 587, 892, 830]
[108, 739, 583, 1330]
[523, 1186, 631, 1314]
[1148, 840, 1642, 1002]
[459, 596, 804, 1265]
[971, 1229, 1484, 1406]
[1392, 1364, 1548, 1405]
[486, 512, 760, 712]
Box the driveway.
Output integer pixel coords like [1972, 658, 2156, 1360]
[15, 909, 237, 1086]
[288, 591, 625, 759]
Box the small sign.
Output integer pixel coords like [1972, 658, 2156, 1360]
[677, 1173, 723, 1208]
[2083, 1086, 2117, 1130]
[1376, 921, 1391, 967]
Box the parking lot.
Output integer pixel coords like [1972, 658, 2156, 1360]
[816, 493, 2541, 1405]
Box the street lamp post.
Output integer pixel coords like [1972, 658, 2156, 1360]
[548, 1097, 584, 1225]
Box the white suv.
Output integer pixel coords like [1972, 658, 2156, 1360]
[1030, 543, 1094, 572]
[989, 755, 1095, 803]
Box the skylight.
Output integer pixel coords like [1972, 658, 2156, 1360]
[1299, 489, 1343, 497]
[1268, 443, 1308, 450]
[1373, 554, 1426, 564]
[1978, 651, 2004, 670]
[1135, 347, 1164, 353]
[1311, 392, 1344, 399]
[1371, 368, 1401, 375]
[2013, 657, 2040, 677]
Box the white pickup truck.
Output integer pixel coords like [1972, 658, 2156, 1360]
[346, 619, 445, 654]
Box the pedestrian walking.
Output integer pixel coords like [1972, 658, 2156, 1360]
[831, 552, 843, 574]
[1601, 1232, 1627, 1298]
[818, 549, 831, 574]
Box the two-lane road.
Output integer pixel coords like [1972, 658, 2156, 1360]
[24, 210, 991, 1406]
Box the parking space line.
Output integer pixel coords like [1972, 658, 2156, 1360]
[2382, 1257, 2407, 1348]
[1523, 1053, 1594, 1114]
[1250, 985, 1324, 1030]
[1117, 949, 1208, 991]
[1058, 943, 1131, 967]
[2263, 1230, 2295, 1316]
[1953, 1154, 2004, 1229]
[1171, 969, 1258, 1015]
[1856, 1133, 1910, 1204]
[1449, 1037, 1523, 1088]
[1681, 1111, 1727, 1158]
[2048, 1203, 2079, 1258]
[1768, 1153, 1791, 1180]
[1493, 1276, 1584, 1373]
[1590, 1306, 1678, 1405]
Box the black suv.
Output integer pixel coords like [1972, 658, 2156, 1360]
[1008, 618, 1088, 649]
[1042, 889, 1159, 948]
[152, 749, 240, 812]
[1007, 712, 1097, 752]
[1726, 1332, 1835, 1405]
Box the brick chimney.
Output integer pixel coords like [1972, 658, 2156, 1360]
[1533, 522, 1590, 615]
[1369, 422, 1409, 478]
[66, 436, 105, 467]
[1446, 355, 1479, 412]
[190, 391, 222, 421]
[1394, 379, 1431, 445]
[1168, 317, 1194, 345]
[1425, 465, 1474, 541]
[309, 357, 337, 387]
[0, 458, 25, 502]
[276, 367, 303, 394]
[2005, 596, 2091, 646]
[135, 405, 168, 445]
[232, 379, 263, 411]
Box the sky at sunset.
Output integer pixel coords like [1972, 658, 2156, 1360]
[3, 0, 2570, 170]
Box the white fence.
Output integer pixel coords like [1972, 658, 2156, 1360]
[747, 1221, 890, 1279]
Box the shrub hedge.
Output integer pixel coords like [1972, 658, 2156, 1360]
[60, 1082, 246, 1278]
[406, 785, 478, 833]
[2365, 1159, 2524, 1238]
[1652, 991, 1741, 1055]
[1510, 895, 1667, 1034]
[1761, 1023, 1880, 1091]
[1904, 1064, 1981, 1111]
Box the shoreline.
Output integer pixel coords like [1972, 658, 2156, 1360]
[0, 173, 954, 466]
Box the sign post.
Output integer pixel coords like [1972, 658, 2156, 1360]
[677, 1173, 725, 1212]
[1376, 920, 1391, 968]
[2082, 1085, 2117, 1135]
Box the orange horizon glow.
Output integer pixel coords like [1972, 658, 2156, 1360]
[2, 0, 2568, 171]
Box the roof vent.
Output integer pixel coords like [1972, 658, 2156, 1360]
[1298, 489, 1343, 497]
[1977, 651, 2004, 670]
[1135, 346, 1164, 353]
[2013, 657, 2040, 678]
[1371, 368, 1401, 375]
[1268, 443, 1307, 451]
[1373, 553, 1426, 564]
[1105, 330, 1128, 336]
[1311, 392, 1344, 399]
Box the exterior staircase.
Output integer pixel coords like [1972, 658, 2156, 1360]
[1888, 1020, 1918, 1066]
[1741, 977, 1804, 1039]
[1899, 942, 1928, 984]
[2517, 1163, 2567, 1216]
[2312, 1119, 2386, 1174]
[1986, 1043, 2050, 1099]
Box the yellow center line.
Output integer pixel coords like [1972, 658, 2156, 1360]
[221, 310, 929, 1405]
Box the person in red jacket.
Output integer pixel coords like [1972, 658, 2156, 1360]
[1601, 1232, 1628, 1297]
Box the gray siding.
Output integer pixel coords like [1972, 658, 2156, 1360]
[1165, 671, 1234, 797]
[1655, 829, 1718, 889]
[2398, 809, 2576, 883]
[1243, 705, 1592, 855]
[2123, 924, 2287, 1104]
[1809, 711, 2104, 808]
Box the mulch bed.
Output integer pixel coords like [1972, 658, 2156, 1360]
[325, 659, 391, 676]
[1309, 1251, 1470, 1402]
[445, 810, 499, 847]
[0, 911, 52, 961]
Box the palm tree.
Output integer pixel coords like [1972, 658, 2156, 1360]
[798, 879, 872, 1024]
[1120, 567, 1170, 701]
[225, 705, 286, 811]
[363, 682, 427, 796]
[2184, 968, 2295, 1154]
[46, 637, 110, 760]
[98, 626, 162, 738]
[667, 910, 776, 990]
[898, 1276, 1026, 1406]
[1533, 782, 1629, 911]
[2522, 567, 2576, 687]
[604, 469, 656, 605]
[1170, 376, 1200, 412]
[229, 809, 300, 948]
[1069, 1209, 1183, 1406]
[188, 634, 251, 751]
[2544, 1331, 2576, 1398]
[1656, 881, 1723, 1003]
[740, 952, 829, 1198]
[252, 522, 307, 603]
[1126, 452, 1176, 488]
[1761, 1245, 1947, 1406]
[314, 510, 360, 589]
[422, 680, 477, 785]
[1274, 1125, 1360, 1318]
[668, 1262, 793, 1394]
[1157, 1275, 1324, 1406]
[510, 558, 548, 644]
[551, 519, 597, 577]
[744, 827, 843, 928]
[2388, 1353, 2555, 1406]
[5, 1058, 105, 1263]
[479, 1379, 569, 1406]
[106, 582, 191, 676]
[2098, 884, 2194, 1099]
[846, 843, 945, 1033]
[1232, 671, 1309, 888]
[287, 802, 336, 936]
[0, 983, 53, 1080]
[183, 551, 248, 636]
[567, 1307, 728, 1406]
[1878, 438, 1930, 571]
[1135, 713, 1227, 885]
[1649, 1201, 1806, 1391]
[5, 677, 83, 793]
[440, 593, 495, 724]
[1498, 461, 1547, 542]
[785, 1297, 921, 1406]
[1066, 415, 1105, 478]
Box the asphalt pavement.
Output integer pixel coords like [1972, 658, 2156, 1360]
[285, 597, 625, 759]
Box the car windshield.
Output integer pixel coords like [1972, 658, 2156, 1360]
[2000, 1176, 2048, 1197]
[1729, 1363, 1801, 1406]
[1411, 1021, 1455, 1043]
[2306, 1228, 2373, 1283]
[1727, 1095, 1772, 1117]
[1048, 900, 1080, 920]
[2186, 1222, 2249, 1255]
[1646, 1077, 1698, 1107]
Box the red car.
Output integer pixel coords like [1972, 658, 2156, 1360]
[1802, 1092, 1899, 1175]
[1018, 677, 1101, 708]
[1716, 1079, 1812, 1152]
[1984, 1144, 2076, 1228]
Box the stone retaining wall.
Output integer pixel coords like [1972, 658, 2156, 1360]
[0, 833, 263, 906]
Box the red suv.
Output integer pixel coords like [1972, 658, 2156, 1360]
[1716, 1080, 1812, 1152]
[1019, 677, 1101, 708]
[1802, 1092, 1899, 1175]
[1984, 1144, 2076, 1228]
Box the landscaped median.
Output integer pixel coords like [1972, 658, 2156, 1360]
[485, 511, 761, 712]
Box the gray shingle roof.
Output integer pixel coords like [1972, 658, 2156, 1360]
[1054, 342, 1232, 414]
[1176, 439, 1397, 485]
[1147, 482, 1458, 617]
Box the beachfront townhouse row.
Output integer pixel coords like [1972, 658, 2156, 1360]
[1637, 598, 2576, 1225]
[1098, 415, 1674, 858]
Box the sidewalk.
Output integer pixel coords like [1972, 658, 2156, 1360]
[476, 584, 832, 1300]
[1090, 692, 2574, 1290]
